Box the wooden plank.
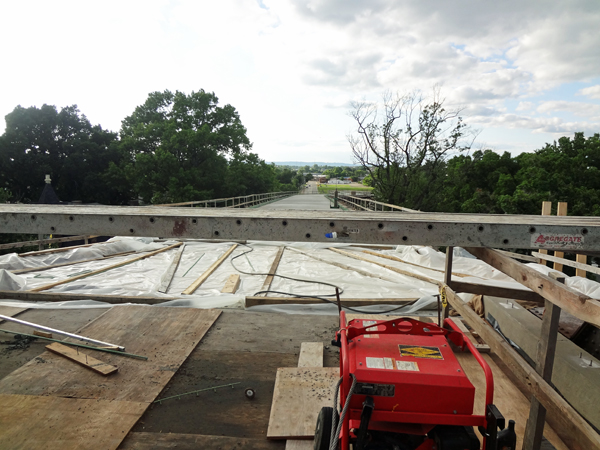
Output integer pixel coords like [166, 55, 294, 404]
[120, 432, 284, 450]
[464, 247, 600, 327]
[258, 246, 285, 296]
[553, 202, 568, 272]
[0, 394, 147, 450]
[533, 251, 600, 277]
[46, 342, 118, 376]
[444, 285, 600, 450]
[448, 318, 490, 353]
[30, 242, 183, 293]
[286, 247, 399, 284]
[328, 247, 440, 286]
[266, 367, 338, 439]
[449, 280, 544, 304]
[11, 250, 137, 274]
[0, 234, 99, 251]
[33, 330, 53, 338]
[523, 295, 562, 450]
[221, 274, 241, 294]
[183, 244, 238, 295]
[18, 240, 106, 257]
[496, 249, 539, 263]
[245, 296, 419, 307]
[362, 248, 472, 278]
[0, 290, 178, 304]
[298, 342, 323, 367]
[0, 305, 221, 403]
[538, 201, 552, 265]
[0, 305, 28, 322]
[158, 243, 185, 293]
[575, 253, 587, 278]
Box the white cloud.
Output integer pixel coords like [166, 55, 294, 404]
[577, 85, 600, 100]
[537, 101, 600, 117]
[516, 102, 534, 111]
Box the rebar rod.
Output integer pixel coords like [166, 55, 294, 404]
[154, 382, 240, 403]
[0, 315, 125, 351]
[0, 328, 146, 360]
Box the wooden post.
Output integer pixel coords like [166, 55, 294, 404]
[553, 202, 568, 272]
[522, 272, 563, 450]
[537, 202, 552, 266]
[442, 246, 454, 320]
[576, 254, 587, 278]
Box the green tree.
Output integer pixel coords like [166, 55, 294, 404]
[117, 90, 254, 203]
[0, 104, 120, 203]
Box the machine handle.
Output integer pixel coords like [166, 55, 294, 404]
[346, 317, 449, 340]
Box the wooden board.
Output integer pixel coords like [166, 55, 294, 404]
[298, 342, 323, 368]
[158, 243, 185, 293]
[267, 367, 338, 439]
[46, 342, 118, 376]
[0, 305, 27, 321]
[221, 274, 241, 294]
[0, 305, 221, 402]
[448, 318, 490, 353]
[0, 394, 147, 450]
[259, 246, 285, 295]
[0, 290, 177, 304]
[119, 432, 284, 450]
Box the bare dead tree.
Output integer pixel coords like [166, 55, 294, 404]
[348, 87, 475, 210]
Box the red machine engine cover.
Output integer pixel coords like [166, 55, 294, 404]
[347, 319, 475, 416]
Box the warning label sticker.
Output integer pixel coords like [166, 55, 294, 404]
[399, 345, 444, 360]
[531, 233, 584, 250]
[366, 357, 385, 369]
[396, 361, 419, 371]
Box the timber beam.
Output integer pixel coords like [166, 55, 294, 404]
[444, 285, 600, 450]
[2, 204, 600, 249]
[464, 247, 600, 327]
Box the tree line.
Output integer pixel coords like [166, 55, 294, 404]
[349, 89, 600, 216]
[0, 90, 304, 205]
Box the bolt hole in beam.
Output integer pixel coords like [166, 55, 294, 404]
[31, 215, 36, 220]
[478, 226, 484, 232]
[305, 233, 311, 239]
[427, 224, 433, 230]
[530, 227, 536, 233]
[503, 239, 509, 244]
[236, 220, 241, 225]
[50, 227, 55, 232]
[330, 222, 335, 227]
[149, 217, 155, 223]
[109, 217, 114, 222]
[378, 223, 384, 229]
[282, 220, 288, 226]
[129, 229, 135, 233]
[582, 228, 588, 235]
[192, 219, 197, 224]
[402, 236, 408, 241]
[214, 231, 220, 236]
[69, 216, 74, 221]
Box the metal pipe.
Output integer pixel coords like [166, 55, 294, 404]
[0, 314, 125, 351]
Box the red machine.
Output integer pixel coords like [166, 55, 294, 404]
[314, 312, 516, 450]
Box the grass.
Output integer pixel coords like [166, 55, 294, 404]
[317, 184, 373, 194]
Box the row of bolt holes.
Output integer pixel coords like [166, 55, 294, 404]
[29, 215, 590, 242]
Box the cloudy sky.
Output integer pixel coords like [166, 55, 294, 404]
[1, 0, 599, 163]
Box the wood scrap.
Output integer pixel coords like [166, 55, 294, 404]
[33, 330, 53, 338]
[245, 296, 419, 307]
[11, 250, 137, 274]
[46, 342, 118, 376]
[361, 249, 473, 278]
[158, 243, 186, 293]
[221, 274, 241, 294]
[297, 342, 323, 368]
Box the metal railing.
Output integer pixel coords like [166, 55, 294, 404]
[328, 193, 420, 212]
[153, 191, 298, 208]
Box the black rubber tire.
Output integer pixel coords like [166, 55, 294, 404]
[314, 406, 334, 450]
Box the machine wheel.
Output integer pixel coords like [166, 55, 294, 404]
[314, 406, 334, 450]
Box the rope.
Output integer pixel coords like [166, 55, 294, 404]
[330, 373, 357, 450]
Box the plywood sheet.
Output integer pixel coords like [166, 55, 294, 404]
[119, 432, 284, 450]
[0, 305, 220, 402]
[297, 342, 323, 367]
[0, 394, 147, 450]
[267, 367, 338, 439]
[0, 305, 27, 320]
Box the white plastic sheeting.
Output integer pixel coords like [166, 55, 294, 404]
[1, 237, 599, 314]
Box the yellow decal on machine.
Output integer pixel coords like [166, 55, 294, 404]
[398, 345, 443, 360]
